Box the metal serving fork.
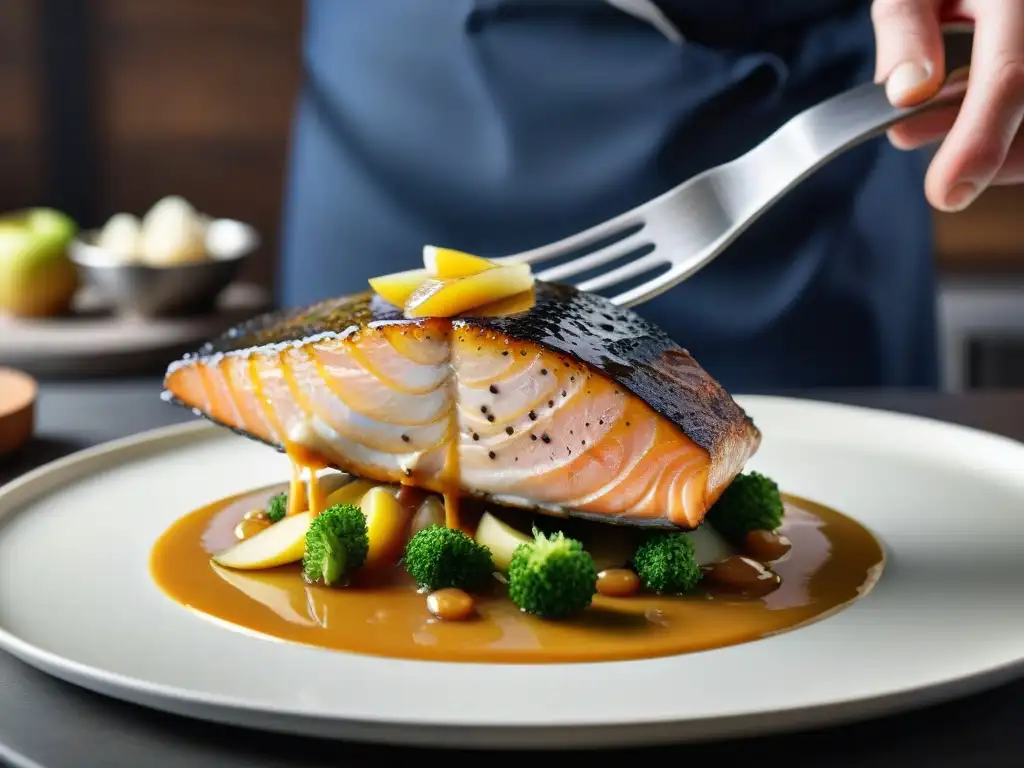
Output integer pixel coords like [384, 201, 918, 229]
[496, 26, 974, 308]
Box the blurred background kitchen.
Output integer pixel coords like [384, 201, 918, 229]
[0, 1, 1022, 391]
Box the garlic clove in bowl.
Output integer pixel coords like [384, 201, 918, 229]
[138, 195, 208, 268]
[95, 213, 142, 263]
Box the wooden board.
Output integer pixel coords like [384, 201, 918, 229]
[0, 283, 271, 379]
[0, 367, 36, 458]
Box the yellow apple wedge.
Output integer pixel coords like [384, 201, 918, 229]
[422, 245, 496, 279]
[301, 471, 356, 515]
[212, 510, 313, 570]
[323, 478, 378, 509]
[474, 511, 531, 572]
[471, 289, 537, 317]
[317, 471, 355, 498]
[686, 524, 734, 566]
[361, 486, 413, 567]
[411, 495, 445, 536]
[368, 268, 429, 308]
[404, 263, 535, 318]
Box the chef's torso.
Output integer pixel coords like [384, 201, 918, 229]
[281, 0, 937, 390]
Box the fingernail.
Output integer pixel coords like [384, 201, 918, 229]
[943, 181, 979, 212]
[886, 61, 932, 105]
[886, 128, 915, 151]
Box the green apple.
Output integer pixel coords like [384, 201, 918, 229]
[0, 207, 79, 318]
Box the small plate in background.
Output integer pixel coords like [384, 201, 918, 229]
[0, 282, 271, 379]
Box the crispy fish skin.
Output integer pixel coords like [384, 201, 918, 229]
[163, 283, 760, 528]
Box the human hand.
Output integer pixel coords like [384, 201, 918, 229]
[872, 0, 1024, 211]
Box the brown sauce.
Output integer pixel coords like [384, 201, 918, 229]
[150, 489, 884, 664]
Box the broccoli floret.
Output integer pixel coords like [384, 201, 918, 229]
[265, 492, 288, 523]
[706, 471, 784, 543]
[507, 529, 597, 619]
[633, 533, 701, 594]
[302, 503, 369, 586]
[403, 525, 494, 591]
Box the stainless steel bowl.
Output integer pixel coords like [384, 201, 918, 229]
[68, 218, 261, 318]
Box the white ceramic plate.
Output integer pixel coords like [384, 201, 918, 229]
[0, 395, 1023, 749]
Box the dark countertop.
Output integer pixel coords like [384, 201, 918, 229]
[1, 380, 1023, 768]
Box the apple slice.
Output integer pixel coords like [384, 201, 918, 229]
[368, 268, 429, 308]
[411, 495, 445, 536]
[685, 523, 734, 566]
[475, 511, 531, 572]
[315, 471, 356, 500]
[422, 245, 495, 279]
[404, 263, 534, 318]
[212, 510, 313, 570]
[470, 289, 536, 318]
[362, 486, 413, 567]
[323, 478, 378, 510]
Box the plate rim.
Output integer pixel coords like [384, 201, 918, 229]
[5, 641, 1024, 750]
[1, 394, 1023, 748]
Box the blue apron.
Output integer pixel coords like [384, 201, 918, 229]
[280, 0, 938, 391]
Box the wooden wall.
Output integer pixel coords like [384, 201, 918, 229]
[934, 187, 1024, 271]
[91, 0, 303, 287]
[0, 0, 1019, 291]
[0, 0, 302, 289]
[0, 0, 44, 214]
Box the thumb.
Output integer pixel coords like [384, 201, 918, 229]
[872, 0, 946, 106]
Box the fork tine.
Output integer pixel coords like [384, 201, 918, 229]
[576, 252, 666, 293]
[607, 261, 692, 307]
[535, 232, 650, 283]
[498, 210, 644, 265]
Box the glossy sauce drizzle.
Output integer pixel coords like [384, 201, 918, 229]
[284, 443, 329, 517]
[442, 437, 461, 531]
[151, 491, 884, 664]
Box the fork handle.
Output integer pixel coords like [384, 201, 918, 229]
[733, 27, 973, 221]
[796, 26, 972, 155]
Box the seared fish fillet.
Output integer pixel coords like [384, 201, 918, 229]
[163, 283, 760, 529]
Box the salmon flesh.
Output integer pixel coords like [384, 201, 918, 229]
[163, 282, 760, 529]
